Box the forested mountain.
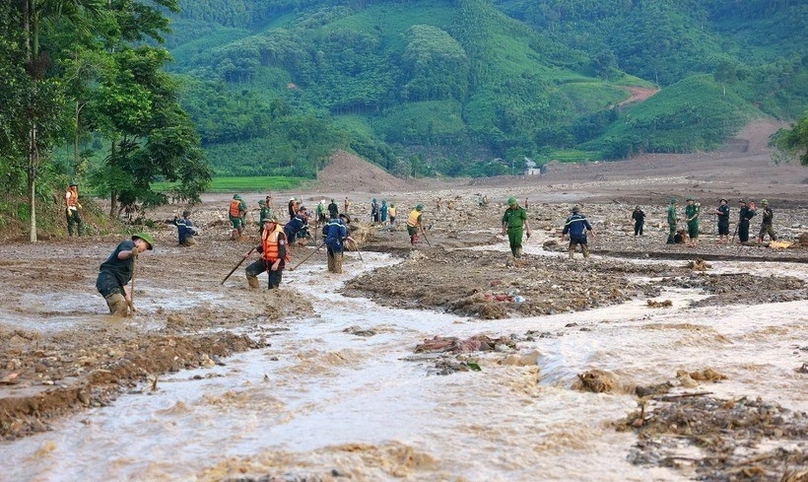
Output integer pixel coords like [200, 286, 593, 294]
[169, 0, 807, 176]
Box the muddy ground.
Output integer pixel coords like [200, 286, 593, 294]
[1, 121, 808, 480]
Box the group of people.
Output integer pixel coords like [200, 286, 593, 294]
[501, 197, 594, 260]
[369, 198, 398, 227]
[662, 197, 776, 245]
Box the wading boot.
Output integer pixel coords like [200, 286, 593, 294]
[582, 245, 590, 258]
[568, 248, 575, 260]
[246, 274, 259, 289]
[105, 293, 129, 317]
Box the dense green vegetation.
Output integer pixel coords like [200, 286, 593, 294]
[0, 0, 211, 241]
[165, 0, 807, 178]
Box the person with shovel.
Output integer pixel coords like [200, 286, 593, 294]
[245, 217, 289, 289]
[501, 197, 531, 258]
[406, 204, 425, 246]
[95, 233, 154, 316]
[322, 213, 352, 273]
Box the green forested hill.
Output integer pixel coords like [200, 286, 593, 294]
[168, 0, 808, 177]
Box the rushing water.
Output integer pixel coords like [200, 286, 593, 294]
[3, 250, 807, 482]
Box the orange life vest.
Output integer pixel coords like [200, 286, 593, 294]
[261, 224, 286, 262]
[66, 188, 79, 208]
[406, 210, 421, 227]
[229, 199, 243, 217]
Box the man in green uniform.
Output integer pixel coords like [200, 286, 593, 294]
[666, 198, 678, 244]
[501, 197, 531, 258]
[757, 199, 776, 243]
[258, 199, 272, 233]
[684, 197, 700, 247]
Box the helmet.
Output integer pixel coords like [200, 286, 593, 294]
[258, 200, 266, 206]
[69, 182, 78, 187]
[686, 197, 694, 202]
[739, 199, 746, 204]
[507, 197, 517, 205]
[415, 204, 424, 211]
[719, 198, 728, 203]
[233, 194, 242, 200]
[761, 199, 769, 205]
[132, 232, 155, 251]
[669, 198, 678, 204]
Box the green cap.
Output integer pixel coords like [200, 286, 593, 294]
[686, 197, 694, 201]
[761, 199, 768, 205]
[233, 194, 242, 200]
[415, 204, 424, 211]
[670, 198, 678, 204]
[507, 197, 517, 205]
[258, 200, 266, 205]
[132, 232, 154, 250]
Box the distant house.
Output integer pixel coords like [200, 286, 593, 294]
[524, 157, 541, 176]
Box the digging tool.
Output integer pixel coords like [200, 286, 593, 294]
[127, 253, 137, 314]
[348, 238, 364, 266]
[222, 247, 256, 285]
[290, 241, 325, 271]
[420, 225, 432, 247]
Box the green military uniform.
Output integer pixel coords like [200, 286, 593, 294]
[258, 201, 272, 233]
[685, 198, 699, 240]
[666, 199, 678, 244]
[501, 197, 529, 258]
[757, 199, 776, 242]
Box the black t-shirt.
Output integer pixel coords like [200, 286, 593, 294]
[99, 240, 135, 286]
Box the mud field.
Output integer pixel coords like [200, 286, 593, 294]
[2, 124, 808, 481]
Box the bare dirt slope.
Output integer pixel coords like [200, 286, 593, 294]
[315, 150, 411, 193]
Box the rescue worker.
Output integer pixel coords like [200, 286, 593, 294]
[65, 182, 84, 236]
[287, 197, 298, 220]
[316, 199, 328, 225]
[380, 199, 388, 223]
[737, 199, 756, 244]
[258, 199, 272, 233]
[328, 198, 339, 219]
[562, 206, 594, 259]
[284, 206, 309, 246]
[371, 198, 380, 223]
[631, 206, 645, 236]
[322, 213, 352, 274]
[95, 233, 154, 316]
[684, 197, 700, 247]
[666, 198, 678, 244]
[229, 194, 247, 240]
[501, 197, 531, 258]
[406, 204, 424, 246]
[757, 199, 776, 243]
[245, 217, 288, 289]
[173, 210, 198, 246]
[388, 203, 397, 228]
[712, 198, 730, 243]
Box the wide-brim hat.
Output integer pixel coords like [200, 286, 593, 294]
[339, 213, 351, 224]
[719, 198, 728, 203]
[132, 233, 154, 250]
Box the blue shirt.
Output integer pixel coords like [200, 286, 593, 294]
[562, 213, 592, 239]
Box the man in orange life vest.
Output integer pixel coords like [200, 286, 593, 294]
[65, 182, 84, 236]
[245, 216, 289, 289]
[229, 194, 247, 240]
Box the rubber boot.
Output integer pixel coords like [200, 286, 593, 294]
[334, 253, 343, 274]
[568, 247, 575, 259]
[582, 244, 590, 258]
[105, 293, 129, 317]
[515, 248, 522, 258]
[246, 274, 259, 289]
[327, 253, 335, 273]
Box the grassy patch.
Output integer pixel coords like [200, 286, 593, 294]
[154, 176, 305, 193]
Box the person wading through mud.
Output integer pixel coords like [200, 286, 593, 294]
[737, 199, 756, 244]
[284, 206, 309, 246]
[757, 199, 777, 244]
[501, 197, 531, 259]
[95, 233, 154, 316]
[229, 194, 247, 240]
[387, 203, 397, 229]
[322, 213, 353, 273]
[245, 217, 289, 289]
[631, 205, 645, 236]
[712, 198, 730, 243]
[65, 182, 84, 236]
[562, 205, 594, 259]
[406, 204, 425, 246]
[173, 210, 198, 246]
[666, 198, 679, 244]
